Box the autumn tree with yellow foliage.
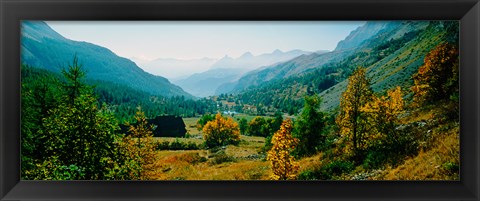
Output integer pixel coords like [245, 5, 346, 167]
[267, 119, 299, 180]
[120, 108, 157, 180]
[202, 113, 240, 148]
[336, 67, 373, 158]
[362, 86, 405, 148]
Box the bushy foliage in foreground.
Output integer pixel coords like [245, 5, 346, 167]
[21, 58, 145, 180]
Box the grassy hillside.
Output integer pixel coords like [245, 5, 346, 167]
[230, 21, 457, 114]
[320, 21, 451, 111]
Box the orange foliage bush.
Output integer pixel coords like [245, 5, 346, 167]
[412, 42, 459, 105]
[202, 113, 240, 148]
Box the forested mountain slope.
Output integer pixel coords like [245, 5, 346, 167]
[232, 21, 457, 113]
[21, 21, 193, 98]
[218, 22, 395, 94]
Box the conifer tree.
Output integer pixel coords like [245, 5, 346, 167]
[239, 118, 248, 135]
[294, 95, 326, 157]
[40, 58, 122, 179]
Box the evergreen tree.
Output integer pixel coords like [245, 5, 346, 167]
[21, 65, 62, 178]
[239, 118, 248, 135]
[248, 116, 268, 137]
[196, 113, 215, 131]
[61, 55, 89, 105]
[39, 58, 123, 179]
[293, 95, 326, 157]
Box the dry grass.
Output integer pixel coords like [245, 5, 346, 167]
[147, 103, 460, 181]
[374, 124, 459, 180]
[148, 150, 271, 180]
[183, 117, 201, 136]
[297, 153, 324, 173]
[146, 135, 271, 180]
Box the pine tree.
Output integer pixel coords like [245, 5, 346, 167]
[336, 67, 373, 158]
[61, 55, 89, 105]
[264, 111, 284, 151]
[293, 95, 326, 157]
[239, 118, 248, 135]
[40, 58, 122, 179]
[267, 119, 299, 180]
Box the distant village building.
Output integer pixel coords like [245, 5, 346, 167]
[119, 115, 187, 138]
[223, 110, 238, 115]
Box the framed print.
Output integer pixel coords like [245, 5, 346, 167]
[1, 0, 479, 200]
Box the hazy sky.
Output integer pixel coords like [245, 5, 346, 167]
[46, 21, 365, 60]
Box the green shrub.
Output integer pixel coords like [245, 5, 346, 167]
[155, 140, 201, 150]
[209, 152, 236, 165]
[362, 149, 389, 169]
[443, 162, 459, 174]
[298, 160, 354, 180]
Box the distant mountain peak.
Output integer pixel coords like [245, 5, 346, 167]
[22, 21, 66, 42]
[272, 49, 283, 54]
[334, 21, 390, 51]
[239, 52, 254, 58]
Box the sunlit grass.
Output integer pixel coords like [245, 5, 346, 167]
[375, 125, 459, 180]
[147, 135, 270, 180]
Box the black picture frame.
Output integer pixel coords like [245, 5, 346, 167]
[1, 0, 479, 200]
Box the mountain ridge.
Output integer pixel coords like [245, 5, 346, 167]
[21, 21, 193, 99]
[175, 49, 317, 97]
[229, 21, 455, 114]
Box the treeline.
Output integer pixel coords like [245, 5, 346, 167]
[22, 65, 218, 124]
[93, 80, 217, 122]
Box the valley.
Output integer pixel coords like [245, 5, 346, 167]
[20, 20, 460, 181]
